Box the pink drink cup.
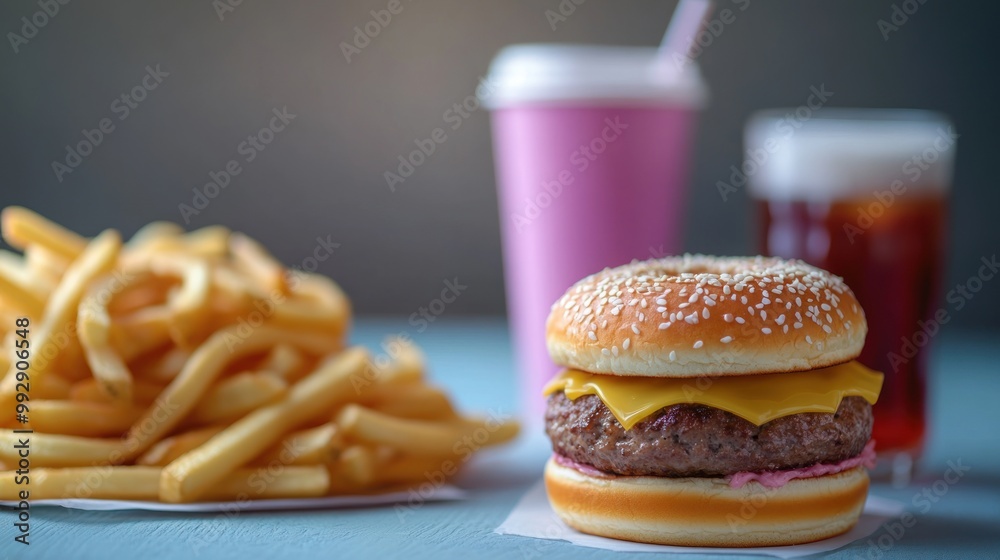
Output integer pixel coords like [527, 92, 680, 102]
[484, 45, 707, 421]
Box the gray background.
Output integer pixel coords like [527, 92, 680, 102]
[1, 0, 997, 328]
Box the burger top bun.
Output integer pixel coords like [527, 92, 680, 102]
[546, 255, 867, 377]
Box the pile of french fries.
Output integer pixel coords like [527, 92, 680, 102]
[0, 207, 517, 503]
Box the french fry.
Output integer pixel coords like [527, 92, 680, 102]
[203, 465, 330, 500]
[259, 344, 306, 380]
[136, 425, 225, 466]
[78, 276, 134, 403]
[0, 431, 122, 467]
[121, 326, 342, 459]
[0, 257, 46, 319]
[366, 383, 458, 421]
[338, 445, 375, 485]
[70, 378, 163, 405]
[106, 275, 174, 316]
[126, 221, 184, 251]
[253, 423, 342, 466]
[186, 372, 287, 426]
[335, 405, 465, 456]
[109, 305, 173, 361]
[0, 230, 121, 417]
[0, 465, 330, 501]
[30, 400, 142, 437]
[230, 232, 288, 295]
[336, 405, 519, 456]
[34, 373, 73, 400]
[0, 206, 87, 260]
[270, 274, 351, 335]
[159, 347, 367, 502]
[25, 245, 71, 282]
[375, 453, 464, 485]
[0, 466, 161, 501]
[136, 346, 191, 383]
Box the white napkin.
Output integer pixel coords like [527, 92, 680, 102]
[496, 480, 905, 558]
[0, 484, 465, 512]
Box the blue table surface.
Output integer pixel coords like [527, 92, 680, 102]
[4, 318, 999, 560]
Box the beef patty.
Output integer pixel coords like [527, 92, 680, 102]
[545, 392, 872, 477]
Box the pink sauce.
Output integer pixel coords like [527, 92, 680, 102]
[727, 440, 877, 489]
[553, 453, 615, 478]
[552, 439, 877, 490]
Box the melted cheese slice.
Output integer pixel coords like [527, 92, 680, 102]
[543, 361, 883, 429]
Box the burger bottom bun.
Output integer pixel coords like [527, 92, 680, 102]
[544, 458, 869, 547]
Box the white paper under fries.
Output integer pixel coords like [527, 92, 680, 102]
[0, 484, 465, 512]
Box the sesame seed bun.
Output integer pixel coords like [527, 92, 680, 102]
[544, 458, 869, 547]
[546, 255, 867, 377]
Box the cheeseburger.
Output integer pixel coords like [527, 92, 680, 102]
[542, 255, 883, 547]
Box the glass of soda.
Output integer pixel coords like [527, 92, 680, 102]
[745, 109, 956, 483]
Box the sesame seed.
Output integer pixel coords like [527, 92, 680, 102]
[723, 313, 734, 322]
[658, 323, 670, 330]
[761, 327, 772, 334]
[631, 324, 640, 335]
[821, 303, 831, 311]
[623, 338, 630, 349]
[685, 313, 699, 324]
[823, 324, 833, 333]
[601, 348, 610, 356]
[721, 336, 733, 343]
[735, 317, 746, 324]
[612, 346, 619, 356]
[693, 340, 703, 349]
[806, 335, 813, 344]
[688, 293, 699, 303]
[657, 306, 668, 313]
[678, 303, 690, 309]
[656, 298, 667, 305]
[741, 296, 748, 305]
[588, 332, 597, 341]
[793, 322, 803, 329]
[601, 320, 608, 328]
[638, 312, 645, 321]
[704, 297, 716, 306]
[783, 325, 789, 334]
[640, 299, 648, 308]
[702, 308, 710, 319]
[669, 350, 677, 361]
[776, 314, 785, 325]
[826, 313, 833, 323]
